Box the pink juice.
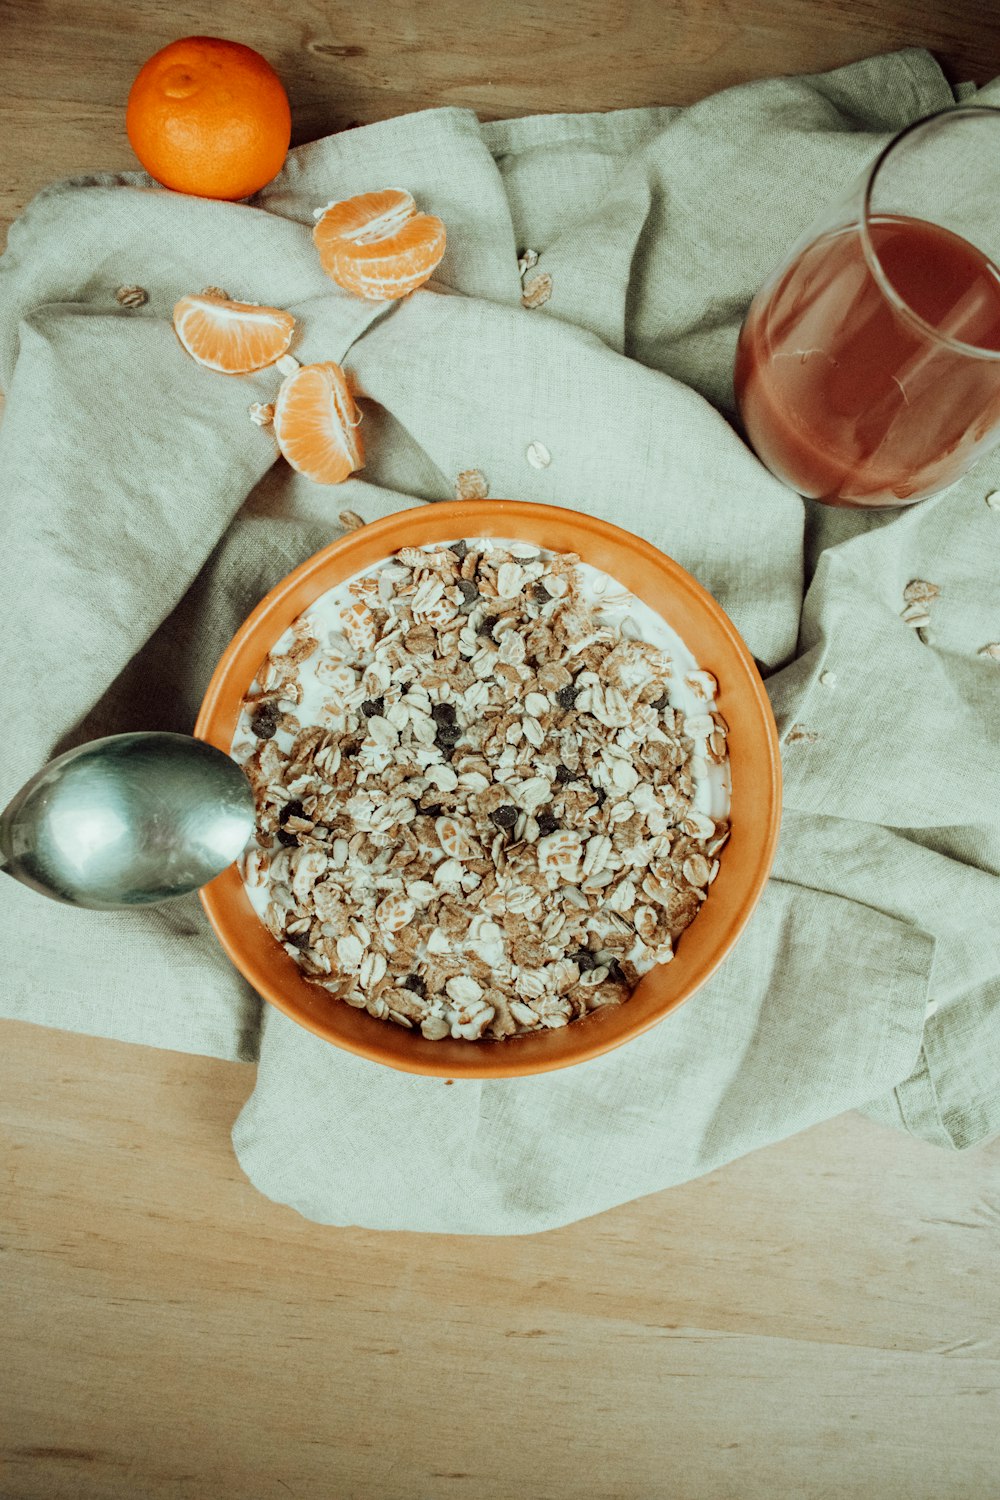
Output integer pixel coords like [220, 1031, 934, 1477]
[734, 214, 1000, 507]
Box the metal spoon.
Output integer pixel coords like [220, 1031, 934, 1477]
[0, 732, 256, 909]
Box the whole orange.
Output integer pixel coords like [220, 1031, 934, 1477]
[126, 36, 291, 200]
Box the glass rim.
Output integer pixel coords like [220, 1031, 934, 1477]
[858, 103, 1000, 362]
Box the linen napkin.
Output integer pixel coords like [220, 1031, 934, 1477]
[2, 47, 998, 1232]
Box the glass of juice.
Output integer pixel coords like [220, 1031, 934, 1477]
[734, 106, 1000, 507]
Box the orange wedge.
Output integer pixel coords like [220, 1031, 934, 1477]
[273, 361, 364, 485]
[313, 189, 446, 302]
[173, 290, 296, 373]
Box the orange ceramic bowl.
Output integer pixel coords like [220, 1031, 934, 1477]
[195, 499, 781, 1078]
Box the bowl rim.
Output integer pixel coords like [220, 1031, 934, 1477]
[195, 498, 782, 1078]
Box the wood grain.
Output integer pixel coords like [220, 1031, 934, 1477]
[3, 1020, 1000, 1499]
[4, 2, 1000, 1495]
[3, 0, 1000, 241]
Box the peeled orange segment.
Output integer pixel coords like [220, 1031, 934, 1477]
[313, 189, 446, 302]
[273, 361, 364, 485]
[172, 291, 296, 373]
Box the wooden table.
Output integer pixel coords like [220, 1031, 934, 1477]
[4, 0, 1000, 233]
[3, 4, 1000, 1497]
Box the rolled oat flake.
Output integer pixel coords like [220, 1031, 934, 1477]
[454, 469, 489, 500]
[521, 271, 553, 308]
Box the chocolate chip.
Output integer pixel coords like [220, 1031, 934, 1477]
[555, 684, 578, 711]
[477, 615, 498, 640]
[404, 973, 427, 997]
[278, 799, 305, 825]
[489, 804, 518, 829]
[277, 827, 299, 847]
[532, 581, 551, 605]
[435, 721, 461, 747]
[554, 763, 577, 784]
[456, 578, 479, 603]
[535, 811, 558, 837]
[431, 701, 457, 724]
[419, 802, 444, 819]
[607, 959, 627, 985]
[361, 696, 385, 717]
[450, 540, 469, 561]
[651, 692, 670, 711]
[249, 702, 279, 739]
[571, 949, 597, 973]
[592, 785, 607, 808]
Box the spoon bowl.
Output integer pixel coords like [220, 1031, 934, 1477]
[0, 732, 256, 909]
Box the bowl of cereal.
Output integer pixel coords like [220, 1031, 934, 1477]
[195, 500, 781, 1077]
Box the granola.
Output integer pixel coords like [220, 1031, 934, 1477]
[231, 540, 731, 1042]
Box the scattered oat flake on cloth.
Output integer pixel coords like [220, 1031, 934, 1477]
[521, 272, 552, 308]
[454, 469, 489, 499]
[901, 580, 939, 628]
[979, 643, 1000, 659]
[115, 284, 148, 307]
[786, 724, 819, 744]
[526, 441, 551, 469]
[903, 579, 941, 606]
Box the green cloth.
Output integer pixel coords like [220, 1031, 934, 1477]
[2, 48, 998, 1232]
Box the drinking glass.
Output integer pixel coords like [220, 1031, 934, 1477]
[734, 106, 1000, 508]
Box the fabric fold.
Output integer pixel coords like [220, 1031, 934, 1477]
[232, 879, 932, 1233]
